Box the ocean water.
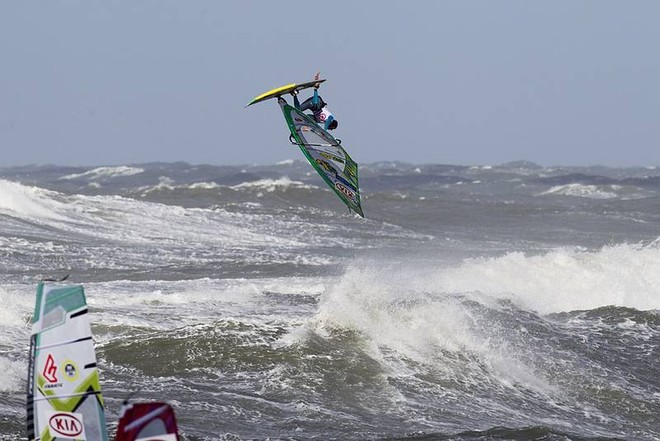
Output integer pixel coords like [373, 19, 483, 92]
[1, 160, 659, 440]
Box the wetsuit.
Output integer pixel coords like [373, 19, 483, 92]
[294, 89, 336, 130]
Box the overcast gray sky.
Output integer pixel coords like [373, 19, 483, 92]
[1, 1, 658, 167]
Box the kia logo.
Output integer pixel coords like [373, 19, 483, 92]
[49, 413, 83, 437]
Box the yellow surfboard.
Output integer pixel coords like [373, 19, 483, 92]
[246, 79, 326, 107]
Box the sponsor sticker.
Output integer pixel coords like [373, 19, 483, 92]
[46, 411, 86, 440]
[43, 354, 58, 383]
[335, 182, 356, 201]
[62, 360, 79, 382]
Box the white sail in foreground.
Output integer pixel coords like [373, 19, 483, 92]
[27, 282, 108, 440]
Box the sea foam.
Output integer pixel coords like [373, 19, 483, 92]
[60, 166, 144, 180]
[540, 183, 618, 199]
[0, 179, 67, 220]
[433, 243, 660, 314]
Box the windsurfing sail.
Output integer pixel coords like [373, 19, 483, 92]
[115, 401, 180, 441]
[27, 282, 109, 440]
[279, 99, 364, 217]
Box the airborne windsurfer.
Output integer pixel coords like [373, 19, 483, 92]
[291, 73, 339, 131]
[246, 74, 364, 216]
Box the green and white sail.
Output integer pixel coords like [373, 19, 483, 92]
[279, 100, 364, 217]
[27, 282, 108, 441]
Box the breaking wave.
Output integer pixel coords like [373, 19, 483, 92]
[60, 166, 144, 180]
[231, 177, 317, 192]
[540, 183, 619, 199]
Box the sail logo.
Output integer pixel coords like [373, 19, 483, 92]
[335, 182, 356, 201]
[316, 159, 336, 174]
[320, 152, 344, 163]
[46, 411, 86, 439]
[62, 360, 79, 382]
[43, 354, 58, 383]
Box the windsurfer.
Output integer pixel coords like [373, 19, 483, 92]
[292, 80, 339, 131]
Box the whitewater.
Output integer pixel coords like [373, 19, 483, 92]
[1, 161, 659, 440]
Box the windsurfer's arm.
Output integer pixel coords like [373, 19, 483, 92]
[311, 88, 320, 107]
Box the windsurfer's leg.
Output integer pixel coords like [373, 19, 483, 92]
[298, 97, 314, 112]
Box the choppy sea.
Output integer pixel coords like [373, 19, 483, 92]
[1, 160, 659, 440]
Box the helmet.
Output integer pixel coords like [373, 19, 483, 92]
[328, 120, 339, 130]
